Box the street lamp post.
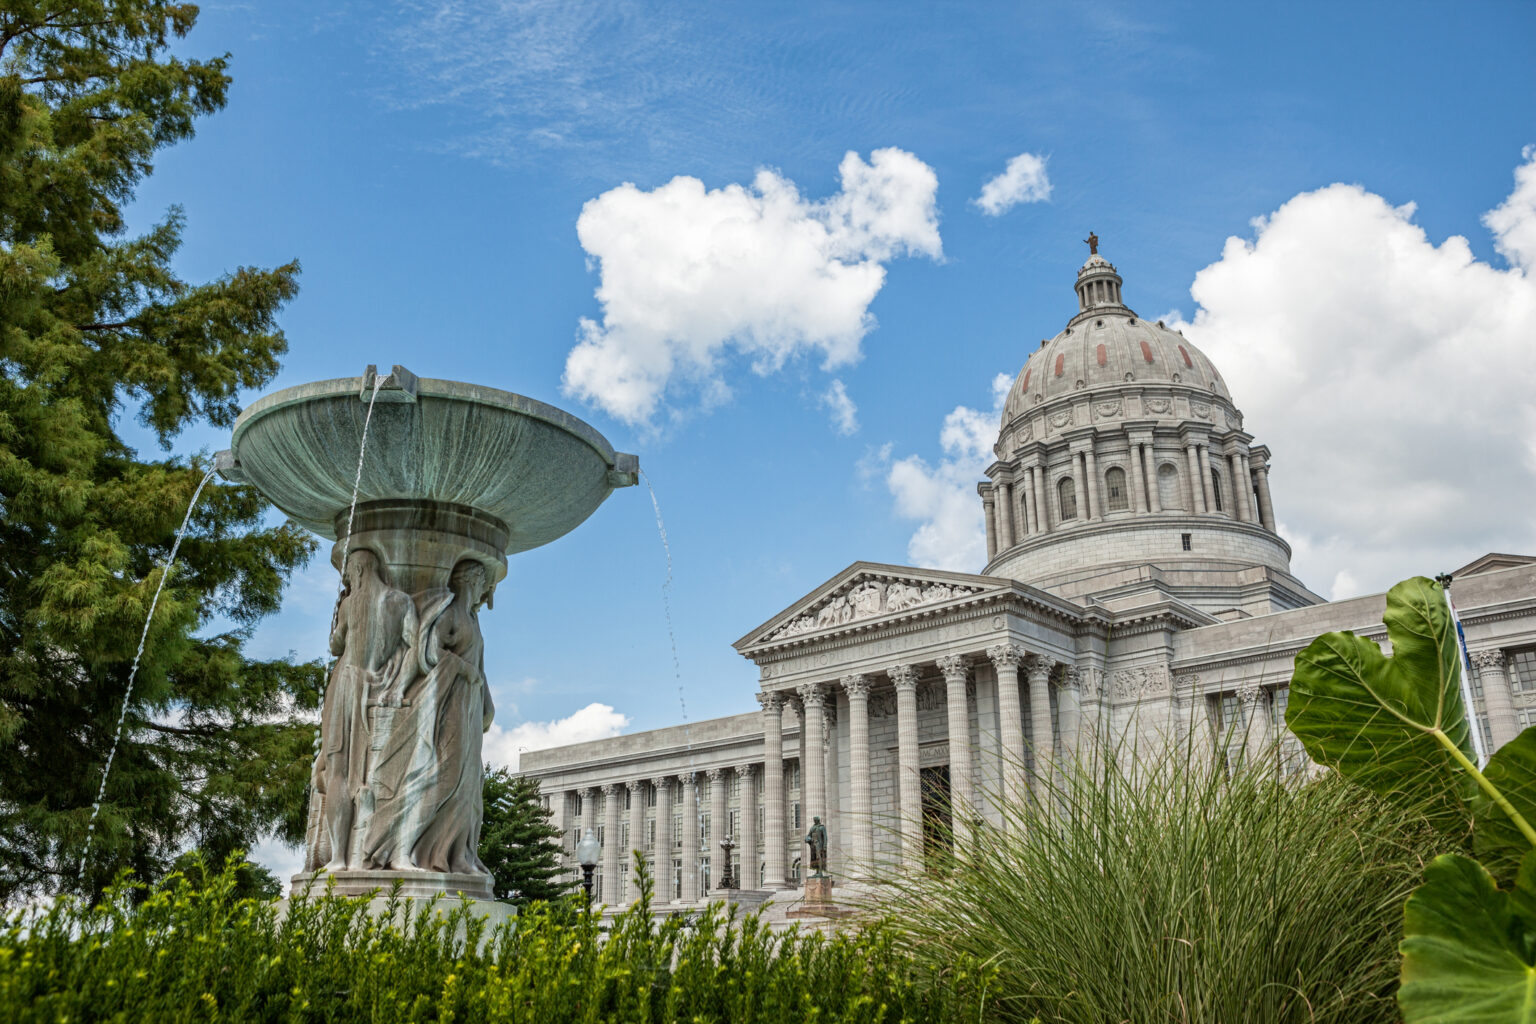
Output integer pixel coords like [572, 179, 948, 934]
[718, 835, 737, 890]
[577, 827, 601, 907]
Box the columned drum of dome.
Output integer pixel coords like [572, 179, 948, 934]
[980, 249, 1317, 619]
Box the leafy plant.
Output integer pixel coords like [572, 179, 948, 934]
[0, 853, 993, 1023]
[1287, 575, 1536, 1022]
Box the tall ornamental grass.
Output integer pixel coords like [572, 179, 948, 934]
[873, 742, 1452, 1024]
[0, 859, 992, 1024]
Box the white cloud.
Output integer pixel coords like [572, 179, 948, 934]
[483, 702, 630, 772]
[974, 152, 1052, 216]
[1166, 149, 1536, 595]
[821, 379, 859, 435]
[562, 148, 942, 425]
[1485, 144, 1536, 271]
[883, 373, 1012, 571]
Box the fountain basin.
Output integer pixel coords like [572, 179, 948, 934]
[219, 366, 638, 562]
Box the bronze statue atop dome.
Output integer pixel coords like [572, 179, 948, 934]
[1084, 231, 1099, 255]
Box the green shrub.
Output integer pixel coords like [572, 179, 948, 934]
[0, 855, 992, 1023]
[871, 741, 1451, 1024]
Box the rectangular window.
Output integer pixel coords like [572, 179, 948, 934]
[673, 861, 682, 900]
[620, 823, 630, 849]
[729, 809, 740, 839]
[596, 825, 604, 844]
[646, 820, 655, 850]
[574, 794, 583, 817]
[701, 856, 711, 892]
[699, 776, 710, 801]
[701, 811, 711, 843]
[1511, 648, 1536, 694]
[792, 801, 802, 831]
[729, 774, 741, 800]
[789, 763, 801, 791]
[1181, 532, 1192, 551]
[647, 786, 657, 808]
[757, 807, 764, 838]
[673, 816, 682, 847]
[623, 787, 631, 810]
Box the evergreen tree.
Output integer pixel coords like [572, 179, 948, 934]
[480, 768, 569, 905]
[0, 1, 316, 904]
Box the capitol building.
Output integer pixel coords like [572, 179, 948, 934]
[518, 247, 1536, 912]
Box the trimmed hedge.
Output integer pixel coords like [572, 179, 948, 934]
[0, 858, 992, 1023]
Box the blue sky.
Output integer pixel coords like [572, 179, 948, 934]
[121, 2, 1536, 867]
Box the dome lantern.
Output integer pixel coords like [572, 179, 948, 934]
[1075, 234, 1127, 313]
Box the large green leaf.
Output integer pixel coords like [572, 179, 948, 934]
[1286, 575, 1476, 816]
[1399, 851, 1536, 1023]
[1477, 728, 1536, 881]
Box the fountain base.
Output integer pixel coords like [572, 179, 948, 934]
[290, 868, 494, 901]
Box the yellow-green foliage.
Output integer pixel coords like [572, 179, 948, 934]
[0, 857, 993, 1023]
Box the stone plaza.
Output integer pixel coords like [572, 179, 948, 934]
[518, 246, 1536, 916]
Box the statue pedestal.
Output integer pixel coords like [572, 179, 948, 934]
[787, 874, 853, 921]
[803, 875, 834, 903]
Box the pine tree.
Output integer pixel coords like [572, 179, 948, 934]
[480, 768, 569, 906]
[0, 1, 317, 903]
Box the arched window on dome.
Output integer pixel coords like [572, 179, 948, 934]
[1210, 468, 1224, 513]
[1157, 463, 1184, 510]
[1104, 467, 1129, 512]
[1058, 477, 1078, 521]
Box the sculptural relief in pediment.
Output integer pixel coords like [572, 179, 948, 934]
[763, 576, 985, 642]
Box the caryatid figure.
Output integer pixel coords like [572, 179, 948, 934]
[313, 548, 417, 870]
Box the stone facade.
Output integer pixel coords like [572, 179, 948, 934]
[516, 250, 1536, 913]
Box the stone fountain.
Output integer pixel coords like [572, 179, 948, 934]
[217, 365, 637, 907]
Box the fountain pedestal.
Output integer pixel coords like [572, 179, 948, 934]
[221, 366, 637, 901]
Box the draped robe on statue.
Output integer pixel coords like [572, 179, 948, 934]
[360, 561, 495, 875]
[307, 550, 416, 871]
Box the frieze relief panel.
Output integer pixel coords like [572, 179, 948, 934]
[1094, 399, 1123, 420]
[1111, 665, 1171, 702]
[763, 576, 984, 642]
[1144, 397, 1172, 415]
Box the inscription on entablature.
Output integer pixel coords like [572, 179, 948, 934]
[759, 615, 1008, 680]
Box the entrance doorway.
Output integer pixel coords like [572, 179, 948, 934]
[920, 764, 952, 871]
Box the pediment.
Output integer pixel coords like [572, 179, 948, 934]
[735, 562, 1011, 650]
[1453, 552, 1536, 578]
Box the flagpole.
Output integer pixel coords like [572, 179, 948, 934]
[1437, 572, 1489, 767]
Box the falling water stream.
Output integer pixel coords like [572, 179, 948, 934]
[640, 469, 695, 774]
[79, 466, 219, 876]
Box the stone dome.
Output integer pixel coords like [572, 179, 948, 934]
[977, 244, 1320, 620]
[999, 254, 1230, 436]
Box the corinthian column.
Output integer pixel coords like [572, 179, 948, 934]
[1239, 685, 1272, 766]
[997, 481, 1015, 550]
[1084, 446, 1103, 522]
[679, 773, 699, 903]
[1026, 655, 1054, 791]
[981, 489, 998, 560]
[1185, 443, 1207, 514]
[987, 644, 1027, 816]
[707, 767, 728, 890]
[936, 654, 974, 850]
[651, 775, 674, 901]
[758, 693, 788, 888]
[1473, 650, 1520, 750]
[736, 764, 758, 888]
[1254, 461, 1276, 530]
[889, 664, 923, 871]
[797, 684, 828, 852]
[601, 783, 622, 906]
[626, 780, 646, 903]
[841, 674, 873, 873]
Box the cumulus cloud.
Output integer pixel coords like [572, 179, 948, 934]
[1166, 149, 1536, 594]
[974, 152, 1052, 216]
[883, 373, 1012, 571]
[483, 702, 630, 772]
[562, 148, 942, 425]
[821, 379, 859, 435]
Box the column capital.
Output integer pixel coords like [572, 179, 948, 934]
[603, 782, 622, 796]
[1024, 653, 1053, 682]
[937, 653, 970, 680]
[650, 775, 670, 791]
[757, 690, 786, 713]
[987, 643, 1024, 670]
[676, 770, 696, 786]
[734, 763, 757, 779]
[1237, 682, 1265, 707]
[626, 779, 646, 794]
[841, 673, 872, 699]
[1061, 666, 1082, 690]
[888, 663, 920, 691]
[705, 766, 727, 782]
[1471, 649, 1509, 671]
[797, 682, 828, 708]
